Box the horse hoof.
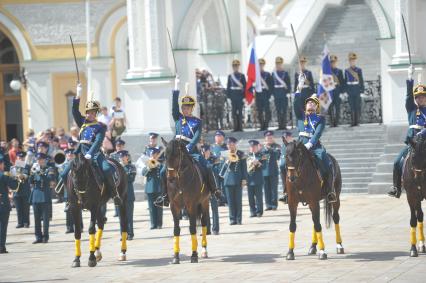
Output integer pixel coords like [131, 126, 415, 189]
[172, 257, 180, 264]
[118, 252, 127, 261]
[410, 246, 418, 257]
[88, 259, 97, 267]
[72, 258, 80, 268]
[201, 247, 208, 258]
[318, 250, 328, 260]
[418, 241, 426, 253]
[95, 250, 103, 262]
[336, 244, 345, 254]
[286, 250, 295, 260]
[191, 256, 198, 263]
[308, 245, 317, 255]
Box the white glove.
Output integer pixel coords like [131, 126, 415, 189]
[174, 75, 180, 91]
[84, 153, 92, 160]
[339, 93, 345, 100]
[304, 142, 313, 150]
[408, 64, 414, 81]
[76, 83, 83, 98]
[298, 73, 306, 91]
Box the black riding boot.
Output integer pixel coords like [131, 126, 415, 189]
[388, 169, 402, 198]
[154, 175, 169, 207]
[350, 112, 356, 127]
[207, 170, 222, 200]
[325, 172, 337, 203]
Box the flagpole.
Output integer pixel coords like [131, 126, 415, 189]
[86, 0, 92, 100]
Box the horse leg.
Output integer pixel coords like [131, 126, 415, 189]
[88, 207, 98, 267]
[308, 226, 318, 255]
[71, 204, 82, 268]
[417, 205, 426, 253]
[200, 201, 210, 259]
[408, 201, 419, 257]
[171, 206, 181, 264]
[311, 202, 327, 260]
[118, 203, 128, 261]
[95, 206, 105, 262]
[189, 211, 198, 263]
[286, 200, 298, 260]
[332, 199, 344, 254]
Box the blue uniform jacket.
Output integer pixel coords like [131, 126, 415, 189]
[261, 143, 281, 177]
[294, 92, 326, 148]
[220, 150, 247, 186]
[294, 69, 315, 93]
[272, 70, 291, 96]
[172, 90, 202, 153]
[405, 79, 426, 143]
[142, 164, 163, 194]
[332, 67, 345, 96]
[0, 171, 17, 213]
[124, 163, 136, 202]
[344, 66, 365, 93]
[226, 72, 247, 101]
[12, 165, 31, 198]
[259, 71, 273, 98]
[29, 167, 55, 204]
[247, 152, 264, 186]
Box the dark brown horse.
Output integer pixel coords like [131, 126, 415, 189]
[403, 136, 426, 257]
[65, 153, 128, 267]
[162, 138, 211, 264]
[282, 140, 343, 260]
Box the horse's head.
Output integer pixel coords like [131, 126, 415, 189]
[162, 137, 188, 178]
[409, 135, 426, 174]
[284, 139, 307, 183]
[71, 153, 91, 192]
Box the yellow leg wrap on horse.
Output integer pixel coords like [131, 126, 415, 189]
[173, 236, 180, 253]
[312, 227, 318, 244]
[95, 229, 103, 249]
[335, 224, 342, 244]
[201, 226, 207, 247]
[418, 222, 425, 242]
[289, 232, 295, 249]
[191, 234, 198, 252]
[411, 227, 417, 245]
[121, 232, 127, 251]
[89, 234, 96, 252]
[75, 239, 81, 257]
[316, 232, 325, 250]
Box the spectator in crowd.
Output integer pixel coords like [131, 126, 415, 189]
[56, 127, 69, 150]
[23, 129, 36, 151]
[110, 97, 126, 140]
[69, 126, 79, 142]
[8, 139, 20, 165]
[98, 106, 112, 128]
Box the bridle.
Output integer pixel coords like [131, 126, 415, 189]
[167, 141, 188, 181]
[286, 145, 305, 182]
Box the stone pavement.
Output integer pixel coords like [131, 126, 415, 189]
[1, 194, 426, 283]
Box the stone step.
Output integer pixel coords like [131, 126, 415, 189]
[327, 147, 385, 154]
[326, 144, 385, 150]
[368, 183, 392, 194]
[336, 158, 380, 165]
[344, 177, 372, 183]
[332, 152, 384, 159]
[380, 154, 399, 163]
[341, 187, 368, 193]
[341, 172, 375, 179]
[340, 166, 376, 172]
[384, 144, 405, 154]
[375, 163, 393, 173]
[371, 172, 392, 183]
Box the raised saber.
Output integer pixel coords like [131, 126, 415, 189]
[69, 35, 80, 83]
[401, 14, 411, 65]
[290, 24, 302, 74]
[167, 28, 178, 76]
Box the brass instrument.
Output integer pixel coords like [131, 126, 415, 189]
[247, 153, 262, 173]
[227, 151, 239, 163]
[147, 158, 160, 169]
[219, 150, 239, 178]
[53, 151, 66, 166]
[9, 165, 28, 193]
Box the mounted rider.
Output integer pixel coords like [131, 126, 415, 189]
[388, 65, 426, 198]
[293, 73, 336, 203]
[60, 84, 120, 205]
[154, 76, 221, 207]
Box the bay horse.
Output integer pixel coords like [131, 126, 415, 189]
[65, 153, 128, 267]
[283, 139, 343, 260]
[162, 138, 210, 264]
[403, 135, 426, 257]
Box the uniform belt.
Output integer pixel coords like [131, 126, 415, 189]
[299, 132, 313, 138]
[409, 125, 424, 130]
[79, 140, 93, 145]
[347, 81, 359, 85]
[230, 87, 242, 90]
[175, 135, 192, 142]
[301, 85, 310, 89]
[274, 85, 286, 88]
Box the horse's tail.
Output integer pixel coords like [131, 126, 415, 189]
[324, 154, 340, 229]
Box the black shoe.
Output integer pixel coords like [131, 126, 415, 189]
[265, 207, 272, 211]
[250, 214, 256, 218]
[150, 226, 156, 230]
[0, 247, 8, 254]
[16, 224, 24, 229]
[388, 186, 402, 198]
[128, 235, 134, 241]
[154, 194, 169, 207]
[279, 194, 288, 204]
[24, 224, 29, 228]
[230, 221, 237, 225]
[213, 231, 219, 235]
[257, 213, 263, 217]
[65, 228, 74, 234]
[158, 226, 162, 229]
[42, 238, 49, 243]
[32, 239, 42, 244]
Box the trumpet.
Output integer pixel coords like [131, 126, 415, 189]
[227, 151, 239, 163]
[247, 154, 262, 173]
[147, 158, 160, 169]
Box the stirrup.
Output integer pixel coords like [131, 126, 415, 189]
[154, 195, 169, 208]
[327, 192, 337, 203]
[113, 195, 122, 206]
[279, 194, 288, 204]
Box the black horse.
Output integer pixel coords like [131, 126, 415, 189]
[403, 135, 426, 257]
[162, 138, 211, 264]
[65, 153, 128, 267]
[283, 140, 343, 260]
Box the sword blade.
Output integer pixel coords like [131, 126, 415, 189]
[401, 14, 412, 65]
[290, 24, 302, 73]
[167, 28, 178, 76]
[69, 35, 80, 83]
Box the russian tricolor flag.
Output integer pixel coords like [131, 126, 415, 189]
[245, 40, 262, 104]
[317, 45, 335, 111]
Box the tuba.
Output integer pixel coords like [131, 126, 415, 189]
[53, 150, 66, 166]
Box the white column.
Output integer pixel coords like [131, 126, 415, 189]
[126, 0, 146, 78]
